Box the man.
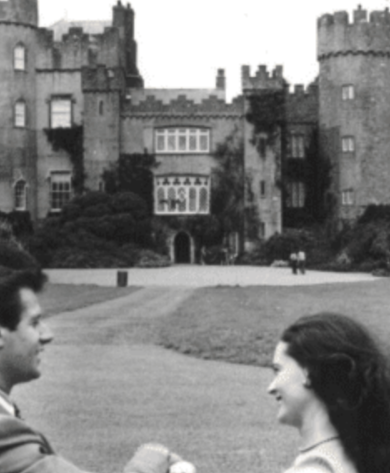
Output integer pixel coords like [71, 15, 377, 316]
[0, 268, 189, 473]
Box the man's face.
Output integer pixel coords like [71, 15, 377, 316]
[0, 287, 53, 392]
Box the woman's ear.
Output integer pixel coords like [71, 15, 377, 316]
[302, 368, 312, 388]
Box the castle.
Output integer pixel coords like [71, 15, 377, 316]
[0, 1, 388, 262]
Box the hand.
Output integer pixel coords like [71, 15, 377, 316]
[169, 461, 196, 473]
[124, 443, 171, 473]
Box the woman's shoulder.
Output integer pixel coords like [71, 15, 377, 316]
[285, 440, 358, 473]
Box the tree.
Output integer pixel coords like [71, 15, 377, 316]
[212, 127, 245, 237]
[102, 153, 158, 213]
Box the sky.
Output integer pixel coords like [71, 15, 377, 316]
[39, 0, 390, 101]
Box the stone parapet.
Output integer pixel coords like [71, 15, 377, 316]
[318, 5, 390, 59]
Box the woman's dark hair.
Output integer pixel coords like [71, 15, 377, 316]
[0, 268, 47, 330]
[281, 312, 390, 473]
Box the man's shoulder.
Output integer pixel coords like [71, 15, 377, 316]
[0, 413, 42, 449]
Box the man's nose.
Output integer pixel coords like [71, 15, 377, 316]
[40, 322, 54, 344]
[267, 379, 276, 395]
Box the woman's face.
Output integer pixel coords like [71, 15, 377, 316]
[268, 341, 314, 428]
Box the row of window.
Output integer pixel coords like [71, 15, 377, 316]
[155, 128, 210, 154]
[12, 174, 72, 212]
[12, 98, 72, 129]
[155, 185, 209, 215]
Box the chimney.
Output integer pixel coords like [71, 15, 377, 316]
[216, 69, 225, 90]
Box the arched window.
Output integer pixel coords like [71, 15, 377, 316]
[199, 187, 208, 212]
[157, 187, 165, 212]
[14, 180, 27, 210]
[14, 101, 26, 128]
[14, 44, 26, 71]
[189, 187, 196, 212]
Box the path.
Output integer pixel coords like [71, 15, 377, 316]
[46, 265, 379, 287]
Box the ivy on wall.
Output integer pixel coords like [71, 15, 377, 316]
[44, 126, 85, 194]
[246, 90, 286, 144]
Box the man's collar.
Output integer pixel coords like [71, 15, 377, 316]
[0, 389, 16, 416]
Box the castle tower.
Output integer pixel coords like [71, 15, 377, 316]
[113, 1, 143, 88]
[318, 5, 390, 226]
[0, 0, 38, 216]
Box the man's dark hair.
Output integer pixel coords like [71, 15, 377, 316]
[0, 269, 47, 330]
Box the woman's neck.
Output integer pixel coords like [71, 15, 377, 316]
[299, 402, 338, 451]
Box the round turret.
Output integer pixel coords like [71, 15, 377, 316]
[318, 5, 390, 224]
[0, 0, 38, 215]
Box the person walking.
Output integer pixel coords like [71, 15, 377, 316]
[297, 249, 306, 274]
[289, 251, 298, 275]
[268, 312, 390, 473]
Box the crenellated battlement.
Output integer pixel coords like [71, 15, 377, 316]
[82, 65, 126, 92]
[242, 65, 286, 92]
[286, 82, 318, 122]
[0, 0, 38, 27]
[318, 5, 390, 59]
[122, 89, 244, 117]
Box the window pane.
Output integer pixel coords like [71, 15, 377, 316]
[156, 135, 165, 151]
[178, 188, 186, 212]
[14, 46, 25, 70]
[51, 99, 71, 128]
[15, 180, 26, 210]
[50, 173, 71, 210]
[168, 187, 176, 211]
[157, 187, 165, 212]
[189, 188, 196, 211]
[189, 135, 197, 151]
[15, 102, 25, 127]
[200, 134, 208, 151]
[178, 135, 187, 151]
[167, 135, 176, 151]
[199, 187, 208, 212]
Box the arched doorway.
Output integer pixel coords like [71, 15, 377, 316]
[174, 231, 191, 264]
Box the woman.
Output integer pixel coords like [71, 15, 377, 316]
[268, 312, 390, 473]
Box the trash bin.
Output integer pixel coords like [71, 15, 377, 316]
[117, 271, 128, 287]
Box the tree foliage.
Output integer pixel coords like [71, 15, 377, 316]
[28, 191, 157, 268]
[212, 127, 245, 236]
[102, 153, 158, 213]
[44, 126, 85, 194]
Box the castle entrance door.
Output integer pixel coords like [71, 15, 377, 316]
[174, 232, 191, 264]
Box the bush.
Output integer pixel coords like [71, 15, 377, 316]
[0, 240, 39, 270]
[28, 190, 157, 268]
[135, 249, 171, 268]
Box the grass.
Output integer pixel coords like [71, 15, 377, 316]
[157, 280, 390, 367]
[15, 278, 390, 473]
[41, 283, 141, 316]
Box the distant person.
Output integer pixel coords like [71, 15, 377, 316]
[268, 312, 390, 473]
[289, 251, 298, 274]
[200, 246, 206, 265]
[297, 249, 306, 274]
[0, 268, 192, 473]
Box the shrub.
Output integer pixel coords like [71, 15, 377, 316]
[135, 249, 171, 268]
[0, 240, 39, 270]
[28, 190, 156, 268]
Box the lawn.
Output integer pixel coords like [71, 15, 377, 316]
[157, 279, 390, 367]
[17, 278, 390, 473]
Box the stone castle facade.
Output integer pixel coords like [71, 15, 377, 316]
[0, 1, 388, 262]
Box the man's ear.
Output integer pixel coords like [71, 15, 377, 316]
[0, 328, 6, 348]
